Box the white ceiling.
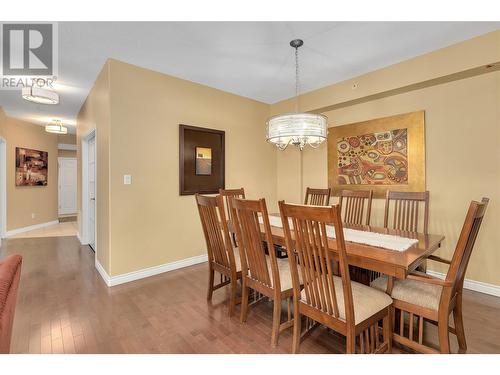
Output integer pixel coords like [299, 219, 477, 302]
[1, 21, 499, 134]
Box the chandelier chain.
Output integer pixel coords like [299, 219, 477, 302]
[295, 45, 300, 111]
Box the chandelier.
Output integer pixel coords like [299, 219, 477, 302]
[45, 119, 68, 134]
[266, 39, 327, 151]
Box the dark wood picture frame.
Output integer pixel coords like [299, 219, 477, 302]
[179, 124, 225, 195]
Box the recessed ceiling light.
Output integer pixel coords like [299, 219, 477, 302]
[22, 86, 59, 105]
[45, 119, 67, 134]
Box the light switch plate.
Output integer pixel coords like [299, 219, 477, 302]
[123, 174, 132, 185]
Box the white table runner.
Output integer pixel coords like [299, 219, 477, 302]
[259, 215, 418, 252]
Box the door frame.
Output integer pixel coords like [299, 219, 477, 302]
[58, 156, 77, 216]
[0, 137, 6, 243]
[80, 128, 96, 253]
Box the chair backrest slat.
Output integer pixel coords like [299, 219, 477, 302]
[446, 198, 489, 296]
[384, 191, 429, 233]
[304, 187, 331, 206]
[279, 201, 355, 326]
[230, 198, 280, 290]
[196, 194, 235, 271]
[219, 188, 245, 222]
[339, 189, 373, 226]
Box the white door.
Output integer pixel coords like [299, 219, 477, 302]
[58, 158, 77, 215]
[88, 137, 96, 250]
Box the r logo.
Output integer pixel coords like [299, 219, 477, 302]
[1, 23, 54, 76]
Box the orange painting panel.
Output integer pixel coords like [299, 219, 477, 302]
[337, 128, 408, 185]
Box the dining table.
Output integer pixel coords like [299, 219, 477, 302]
[257, 213, 445, 281]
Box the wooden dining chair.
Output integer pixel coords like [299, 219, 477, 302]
[230, 197, 295, 347]
[339, 189, 375, 285]
[195, 194, 242, 317]
[219, 188, 245, 245]
[371, 197, 489, 353]
[384, 190, 430, 272]
[304, 187, 331, 206]
[279, 201, 393, 354]
[384, 191, 429, 233]
[339, 189, 373, 226]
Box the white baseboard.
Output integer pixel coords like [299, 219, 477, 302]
[95, 254, 208, 287]
[3, 220, 59, 238]
[95, 259, 111, 286]
[427, 270, 500, 298]
[76, 232, 88, 245]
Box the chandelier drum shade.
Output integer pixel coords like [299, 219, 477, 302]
[266, 112, 327, 150]
[265, 39, 328, 151]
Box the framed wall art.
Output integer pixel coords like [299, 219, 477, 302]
[328, 111, 425, 198]
[179, 124, 225, 195]
[15, 147, 49, 186]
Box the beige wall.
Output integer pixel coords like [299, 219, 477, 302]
[58, 134, 76, 144]
[57, 134, 77, 157]
[293, 72, 499, 286]
[1, 115, 58, 231]
[58, 150, 77, 158]
[76, 61, 112, 272]
[105, 59, 276, 276]
[271, 31, 500, 287]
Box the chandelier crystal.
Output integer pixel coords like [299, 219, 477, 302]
[266, 39, 328, 151]
[45, 119, 68, 134]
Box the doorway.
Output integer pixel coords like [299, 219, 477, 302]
[0, 137, 6, 246]
[81, 129, 96, 252]
[58, 157, 77, 216]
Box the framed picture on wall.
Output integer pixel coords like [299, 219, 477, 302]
[327, 111, 425, 198]
[179, 124, 225, 195]
[15, 147, 48, 186]
[195, 147, 212, 176]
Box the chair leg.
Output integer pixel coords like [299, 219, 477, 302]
[271, 298, 281, 347]
[438, 314, 451, 354]
[207, 267, 215, 300]
[383, 309, 392, 353]
[240, 283, 250, 323]
[292, 301, 301, 354]
[453, 293, 467, 352]
[228, 277, 238, 317]
[346, 332, 356, 354]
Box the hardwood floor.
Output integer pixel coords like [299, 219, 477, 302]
[2, 235, 500, 354]
[8, 222, 78, 239]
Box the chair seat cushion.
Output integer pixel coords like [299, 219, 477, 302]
[371, 275, 442, 311]
[245, 256, 300, 292]
[301, 276, 392, 324]
[238, 252, 299, 292]
[269, 257, 296, 291]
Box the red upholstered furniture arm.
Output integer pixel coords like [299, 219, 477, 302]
[0, 254, 23, 354]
